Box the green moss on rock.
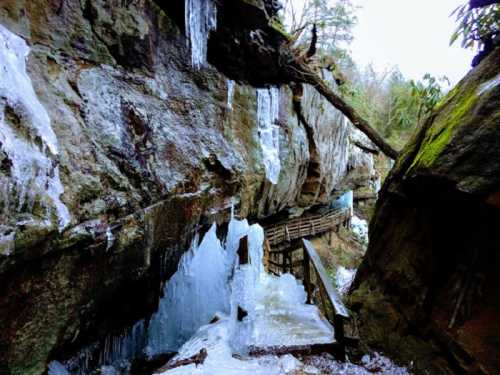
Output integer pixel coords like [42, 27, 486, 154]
[409, 88, 478, 170]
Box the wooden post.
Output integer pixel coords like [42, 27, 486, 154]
[334, 314, 346, 361]
[238, 236, 249, 265]
[263, 239, 271, 272]
[285, 250, 292, 274]
[303, 246, 312, 304]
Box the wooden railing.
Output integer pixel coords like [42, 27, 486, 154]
[264, 207, 351, 247]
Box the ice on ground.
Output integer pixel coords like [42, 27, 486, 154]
[257, 88, 281, 184]
[304, 352, 410, 375]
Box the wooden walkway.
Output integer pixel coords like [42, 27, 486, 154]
[251, 207, 355, 360]
[264, 207, 351, 248]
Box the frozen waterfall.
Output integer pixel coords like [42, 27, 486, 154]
[257, 88, 281, 185]
[185, 0, 217, 69]
[156, 215, 334, 374]
[147, 218, 249, 355]
[0, 24, 70, 231]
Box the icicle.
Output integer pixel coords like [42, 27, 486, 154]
[47, 361, 70, 375]
[227, 80, 235, 110]
[0, 24, 70, 231]
[105, 226, 115, 251]
[256, 88, 281, 184]
[185, 0, 217, 69]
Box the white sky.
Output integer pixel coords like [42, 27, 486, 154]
[351, 0, 474, 85]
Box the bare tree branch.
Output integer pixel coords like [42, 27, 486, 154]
[288, 63, 399, 159]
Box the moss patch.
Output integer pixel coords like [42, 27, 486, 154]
[408, 85, 478, 171]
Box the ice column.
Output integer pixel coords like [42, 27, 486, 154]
[185, 0, 217, 69]
[227, 79, 235, 110]
[331, 190, 353, 214]
[257, 87, 281, 184]
[0, 24, 70, 230]
[147, 219, 249, 355]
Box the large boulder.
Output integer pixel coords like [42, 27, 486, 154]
[351, 48, 500, 374]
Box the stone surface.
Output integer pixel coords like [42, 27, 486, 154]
[350, 48, 500, 374]
[0, 1, 377, 374]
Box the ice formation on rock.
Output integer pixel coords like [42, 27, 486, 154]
[0, 230, 15, 256]
[257, 88, 281, 184]
[371, 175, 382, 195]
[106, 226, 115, 251]
[0, 24, 70, 231]
[99, 320, 146, 366]
[349, 128, 375, 177]
[227, 79, 235, 110]
[47, 361, 70, 375]
[351, 215, 368, 243]
[331, 190, 353, 214]
[336, 266, 356, 296]
[329, 114, 351, 187]
[478, 73, 500, 95]
[185, 0, 217, 69]
[147, 219, 248, 355]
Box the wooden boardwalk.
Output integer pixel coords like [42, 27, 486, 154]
[264, 207, 351, 248]
[251, 207, 355, 360]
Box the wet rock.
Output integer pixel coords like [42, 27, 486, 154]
[0, 1, 377, 373]
[351, 48, 500, 374]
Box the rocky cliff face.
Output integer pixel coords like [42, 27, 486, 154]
[351, 48, 500, 374]
[0, 1, 377, 374]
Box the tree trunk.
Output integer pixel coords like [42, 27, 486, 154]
[291, 64, 399, 159]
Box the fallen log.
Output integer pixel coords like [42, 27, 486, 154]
[248, 343, 341, 358]
[153, 349, 208, 373]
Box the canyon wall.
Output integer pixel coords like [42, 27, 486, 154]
[0, 1, 377, 373]
[351, 48, 500, 374]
